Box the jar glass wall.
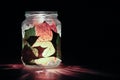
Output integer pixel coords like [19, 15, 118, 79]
[21, 11, 61, 68]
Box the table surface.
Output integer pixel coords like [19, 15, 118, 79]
[0, 64, 119, 80]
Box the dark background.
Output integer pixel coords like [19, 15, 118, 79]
[0, 0, 120, 79]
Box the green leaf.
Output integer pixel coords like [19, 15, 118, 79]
[24, 27, 36, 40]
[56, 36, 61, 59]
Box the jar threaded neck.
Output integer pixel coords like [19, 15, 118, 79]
[25, 11, 58, 18]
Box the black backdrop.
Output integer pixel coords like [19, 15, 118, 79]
[0, 0, 120, 77]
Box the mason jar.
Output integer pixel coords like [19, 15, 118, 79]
[21, 11, 61, 68]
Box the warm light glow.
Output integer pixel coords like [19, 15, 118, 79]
[33, 57, 61, 68]
[21, 11, 62, 68]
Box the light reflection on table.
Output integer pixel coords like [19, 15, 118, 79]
[0, 64, 99, 80]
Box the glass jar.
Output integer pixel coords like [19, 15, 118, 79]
[21, 11, 61, 68]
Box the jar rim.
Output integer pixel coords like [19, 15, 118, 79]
[25, 11, 57, 14]
[25, 11, 58, 17]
